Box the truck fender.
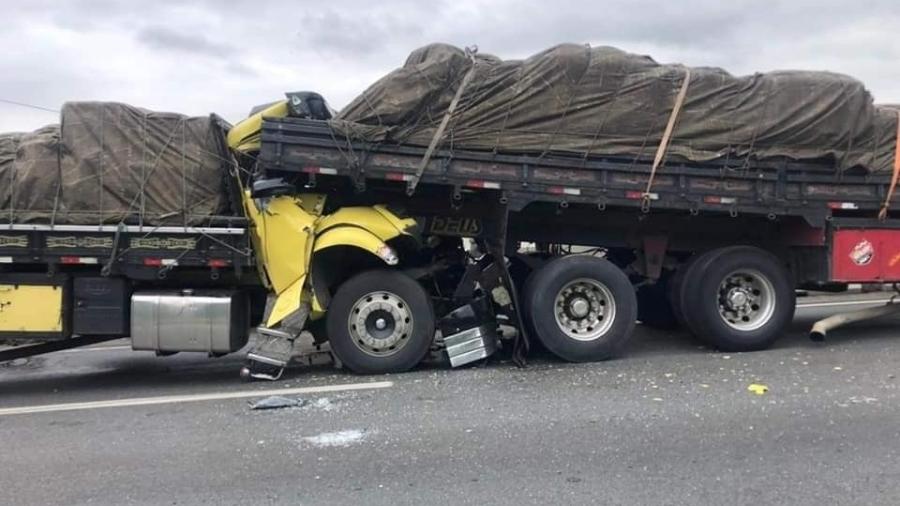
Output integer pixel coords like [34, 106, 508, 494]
[313, 226, 399, 265]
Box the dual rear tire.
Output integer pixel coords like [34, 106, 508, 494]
[522, 256, 637, 362]
[670, 246, 795, 352]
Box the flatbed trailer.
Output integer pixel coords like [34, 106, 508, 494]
[252, 115, 900, 357]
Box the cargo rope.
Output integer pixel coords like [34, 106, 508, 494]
[642, 67, 692, 211]
[877, 110, 900, 221]
[407, 47, 479, 195]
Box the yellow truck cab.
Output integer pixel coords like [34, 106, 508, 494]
[227, 96, 447, 379]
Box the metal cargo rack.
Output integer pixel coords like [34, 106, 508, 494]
[0, 221, 254, 279]
[258, 117, 897, 227]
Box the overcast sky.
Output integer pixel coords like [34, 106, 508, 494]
[2, 0, 899, 132]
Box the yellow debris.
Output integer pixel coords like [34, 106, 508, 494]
[748, 384, 769, 395]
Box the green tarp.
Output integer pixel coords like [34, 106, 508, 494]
[335, 43, 897, 174]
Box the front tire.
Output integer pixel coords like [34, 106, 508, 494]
[326, 270, 435, 374]
[523, 255, 637, 362]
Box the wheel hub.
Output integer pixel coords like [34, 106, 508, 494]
[554, 279, 615, 341]
[570, 298, 590, 318]
[725, 288, 750, 310]
[348, 292, 413, 357]
[717, 270, 776, 331]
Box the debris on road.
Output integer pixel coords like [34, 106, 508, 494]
[748, 383, 769, 395]
[249, 396, 306, 410]
[302, 429, 366, 448]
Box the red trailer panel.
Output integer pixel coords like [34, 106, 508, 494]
[831, 229, 900, 282]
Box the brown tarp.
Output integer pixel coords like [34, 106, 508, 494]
[335, 43, 898, 174]
[0, 132, 24, 213]
[1, 102, 230, 225]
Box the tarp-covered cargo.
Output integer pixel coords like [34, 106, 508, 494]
[335, 43, 898, 174]
[1, 102, 231, 225]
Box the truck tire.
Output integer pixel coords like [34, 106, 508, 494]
[681, 246, 795, 352]
[326, 270, 435, 374]
[670, 249, 723, 338]
[523, 255, 637, 362]
[637, 271, 678, 330]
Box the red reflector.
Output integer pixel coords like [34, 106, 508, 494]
[704, 196, 722, 204]
[385, 172, 407, 181]
[625, 191, 644, 200]
[208, 259, 228, 268]
[302, 166, 320, 174]
[143, 258, 162, 267]
[60, 256, 80, 264]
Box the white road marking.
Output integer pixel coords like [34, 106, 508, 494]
[797, 299, 892, 309]
[59, 345, 133, 354]
[0, 381, 393, 417]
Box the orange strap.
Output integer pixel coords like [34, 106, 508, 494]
[643, 67, 692, 210]
[878, 110, 900, 221]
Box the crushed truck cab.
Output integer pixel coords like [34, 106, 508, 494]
[244, 191, 415, 327]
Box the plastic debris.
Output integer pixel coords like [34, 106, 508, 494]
[748, 384, 769, 395]
[250, 396, 306, 410]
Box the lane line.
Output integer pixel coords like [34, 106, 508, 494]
[0, 381, 393, 417]
[59, 345, 133, 354]
[797, 299, 892, 309]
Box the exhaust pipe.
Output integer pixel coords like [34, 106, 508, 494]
[809, 302, 900, 341]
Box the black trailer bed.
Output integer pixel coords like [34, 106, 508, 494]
[259, 117, 897, 227]
[0, 221, 254, 280]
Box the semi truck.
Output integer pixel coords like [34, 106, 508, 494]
[2, 45, 900, 380]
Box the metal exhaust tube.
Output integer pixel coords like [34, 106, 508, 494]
[809, 302, 900, 342]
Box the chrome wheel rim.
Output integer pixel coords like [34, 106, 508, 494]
[717, 269, 776, 331]
[348, 291, 413, 357]
[554, 278, 616, 341]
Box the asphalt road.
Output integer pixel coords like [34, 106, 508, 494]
[2, 296, 900, 505]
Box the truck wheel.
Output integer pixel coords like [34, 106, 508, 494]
[637, 271, 678, 330]
[670, 250, 722, 337]
[326, 270, 435, 374]
[681, 246, 795, 352]
[523, 255, 637, 362]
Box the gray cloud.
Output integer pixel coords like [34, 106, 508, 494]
[136, 26, 234, 59]
[1, 0, 899, 132]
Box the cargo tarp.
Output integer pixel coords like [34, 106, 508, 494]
[1, 102, 230, 225]
[334, 44, 898, 174]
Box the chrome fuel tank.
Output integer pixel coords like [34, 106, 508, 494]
[131, 291, 249, 355]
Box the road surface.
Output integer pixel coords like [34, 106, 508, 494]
[1, 296, 899, 505]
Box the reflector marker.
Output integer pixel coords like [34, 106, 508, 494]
[828, 202, 859, 210]
[466, 180, 502, 190]
[386, 172, 415, 182]
[302, 166, 339, 175]
[626, 190, 658, 200]
[0, 256, 12, 264]
[60, 256, 99, 265]
[549, 186, 582, 196]
[703, 196, 737, 205]
[143, 258, 179, 267]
